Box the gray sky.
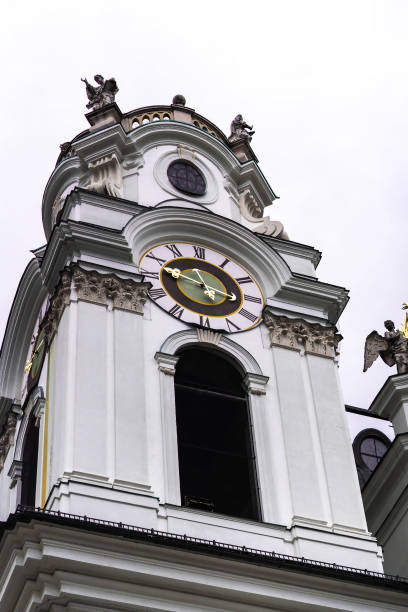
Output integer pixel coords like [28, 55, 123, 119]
[1, 0, 407, 408]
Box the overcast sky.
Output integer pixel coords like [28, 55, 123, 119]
[1, 1, 407, 408]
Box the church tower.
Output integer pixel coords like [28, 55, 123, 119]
[1, 80, 407, 610]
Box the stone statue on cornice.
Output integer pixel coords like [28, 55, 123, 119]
[81, 74, 119, 111]
[228, 114, 255, 143]
[364, 319, 408, 374]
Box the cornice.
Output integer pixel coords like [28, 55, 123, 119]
[42, 155, 83, 238]
[369, 373, 408, 421]
[260, 235, 322, 270]
[269, 275, 349, 324]
[62, 187, 145, 221]
[40, 220, 135, 291]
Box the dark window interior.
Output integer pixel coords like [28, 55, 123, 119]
[21, 414, 39, 507]
[352, 428, 391, 488]
[175, 346, 260, 521]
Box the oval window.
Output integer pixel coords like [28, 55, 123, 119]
[167, 160, 206, 196]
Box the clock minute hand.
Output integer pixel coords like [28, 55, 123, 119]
[193, 268, 215, 301]
[205, 284, 237, 302]
[194, 278, 237, 302]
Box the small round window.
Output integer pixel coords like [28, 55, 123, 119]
[167, 161, 206, 196]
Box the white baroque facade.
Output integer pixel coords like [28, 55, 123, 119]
[0, 97, 407, 610]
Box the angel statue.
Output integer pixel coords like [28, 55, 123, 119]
[364, 320, 408, 375]
[228, 114, 255, 143]
[81, 74, 119, 111]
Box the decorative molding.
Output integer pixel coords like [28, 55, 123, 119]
[239, 188, 263, 220]
[42, 269, 72, 342]
[243, 373, 269, 395]
[177, 144, 196, 161]
[253, 218, 289, 240]
[160, 329, 263, 375]
[42, 265, 150, 343]
[154, 352, 179, 376]
[86, 152, 123, 198]
[72, 267, 150, 313]
[8, 459, 23, 487]
[239, 188, 288, 239]
[196, 329, 222, 345]
[0, 412, 18, 471]
[263, 310, 342, 359]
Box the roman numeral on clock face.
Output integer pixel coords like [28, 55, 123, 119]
[140, 268, 159, 280]
[219, 258, 229, 269]
[166, 244, 183, 258]
[225, 318, 240, 332]
[238, 308, 257, 323]
[169, 304, 184, 319]
[193, 246, 206, 259]
[199, 316, 211, 328]
[236, 276, 253, 285]
[145, 252, 166, 266]
[244, 294, 262, 304]
[149, 288, 166, 300]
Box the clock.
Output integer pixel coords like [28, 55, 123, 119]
[139, 242, 264, 333]
[25, 328, 47, 396]
[22, 298, 49, 405]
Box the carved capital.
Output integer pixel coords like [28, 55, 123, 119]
[42, 266, 150, 343]
[263, 311, 342, 359]
[0, 412, 18, 472]
[72, 267, 150, 314]
[86, 152, 123, 198]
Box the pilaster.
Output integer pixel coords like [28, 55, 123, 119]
[154, 352, 180, 505]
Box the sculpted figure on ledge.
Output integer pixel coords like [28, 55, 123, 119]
[81, 74, 119, 110]
[228, 114, 255, 143]
[364, 319, 408, 374]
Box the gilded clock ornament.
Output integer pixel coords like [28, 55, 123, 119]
[139, 243, 264, 333]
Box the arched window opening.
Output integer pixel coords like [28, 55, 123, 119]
[352, 428, 391, 488]
[20, 414, 39, 507]
[175, 346, 260, 521]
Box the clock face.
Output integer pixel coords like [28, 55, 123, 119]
[26, 328, 47, 395]
[139, 243, 264, 333]
[22, 298, 49, 405]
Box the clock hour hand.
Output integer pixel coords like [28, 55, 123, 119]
[193, 268, 215, 301]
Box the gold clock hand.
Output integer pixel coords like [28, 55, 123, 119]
[198, 282, 237, 302]
[193, 268, 215, 301]
[164, 267, 203, 285]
